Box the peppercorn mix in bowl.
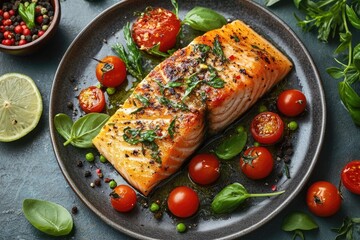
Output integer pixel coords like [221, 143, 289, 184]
[0, 0, 61, 55]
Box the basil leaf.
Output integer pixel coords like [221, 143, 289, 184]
[353, 43, 360, 71]
[67, 113, 110, 148]
[339, 81, 360, 108]
[326, 67, 345, 79]
[18, 3, 36, 29]
[346, 5, 360, 30]
[211, 183, 249, 214]
[215, 131, 247, 160]
[22, 199, 73, 236]
[334, 32, 352, 54]
[54, 113, 73, 140]
[183, 7, 227, 32]
[338, 81, 360, 125]
[282, 212, 318, 231]
[211, 182, 285, 214]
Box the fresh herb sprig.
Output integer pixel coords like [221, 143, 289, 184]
[123, 126, 163, 163]
[112, 22, 144, 81]
[268, 0, 360, 126]
[332, 217, 360, 240]
[18, 2, 36, 29]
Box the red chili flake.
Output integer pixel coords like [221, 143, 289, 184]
[104, 178, 112, 183]
[271, 185, 277, 191]
[96, 169, 103, 178]
[229, 55, 235, 61]
[236, 75, 241, 79]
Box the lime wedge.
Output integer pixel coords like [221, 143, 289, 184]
[0, 73, 43, 142]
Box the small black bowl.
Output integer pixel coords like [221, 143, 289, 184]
[0, 0, 61, 56]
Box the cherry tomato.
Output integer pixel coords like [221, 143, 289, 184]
[188, 153, 220, 185]
[78, 86, 106, 113]
[132, 8, 181, 52]
[167, 186, 199, 218]
[250, 112, 284, 145]
[110, 185, 137, 212]
[277, 89, 307, 117]
[306, 181, 342, 217]
[341, 160, 360, 195]
[240, 146, 274, 180]
[95, 56, 126, 88]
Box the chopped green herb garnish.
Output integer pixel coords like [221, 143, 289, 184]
[231, 35, 240, 42]
[213, 35, 227, 62]
[155, 80, 182, 95]
[206, 66, 225, 88]
[131, 94, 150, 114]
[157, 96, 188, 111]
[193, 44, 212, 63]
[168, 117, 177, 139]
[183, 74, 202, 100]
[146, 43, 176, 58]
[123, 126, 163, 163]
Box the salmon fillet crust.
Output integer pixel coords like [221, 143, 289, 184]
[92, 20, 293, 196]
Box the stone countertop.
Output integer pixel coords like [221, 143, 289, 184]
[1, 0, 359, 239]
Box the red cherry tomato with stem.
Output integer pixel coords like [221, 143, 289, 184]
[167, 186, 199, 218]
[240, 146, 274, 180]
[78, 86, 106, 113]
[341, 160, 360, 195]
[110, 185, 137, 212]
[306, 181, 342, 217]
[95, 56, 127, 88]
[250, 112, 284, 145]
[132, 8, 181, 52]
[188, 153, 220, 185]
[277, 89, 307, 117]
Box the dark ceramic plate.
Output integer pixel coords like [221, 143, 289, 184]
[49, 0, 326, 239]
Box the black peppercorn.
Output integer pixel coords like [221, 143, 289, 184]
[84, 171, 91, 177]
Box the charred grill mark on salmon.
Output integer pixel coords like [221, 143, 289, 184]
[93, 20, 293, 196]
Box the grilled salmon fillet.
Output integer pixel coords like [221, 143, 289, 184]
[93, 20, 293, 196]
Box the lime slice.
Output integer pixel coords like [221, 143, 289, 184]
[0, 73, 43, 142]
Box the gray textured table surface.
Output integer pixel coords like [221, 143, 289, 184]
[1, 0, 359, 239]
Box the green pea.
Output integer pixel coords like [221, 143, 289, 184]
[176, 223, 186, 233]
[236, 125, 245, 133]
[106, 87, 116, 95]
[99, 155, 107, 163]
[258, 105, 268, 113]
[288, 121, 298, 131]
[85, 152, 95, 162]
[150, 202, 160, 212]
[253, 141, 260, 147]
[109, 180, 117, 189]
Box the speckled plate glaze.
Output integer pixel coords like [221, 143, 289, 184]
[49, 0, 326, 239]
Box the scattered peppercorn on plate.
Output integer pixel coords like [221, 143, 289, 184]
[0, 73, 43, 142]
